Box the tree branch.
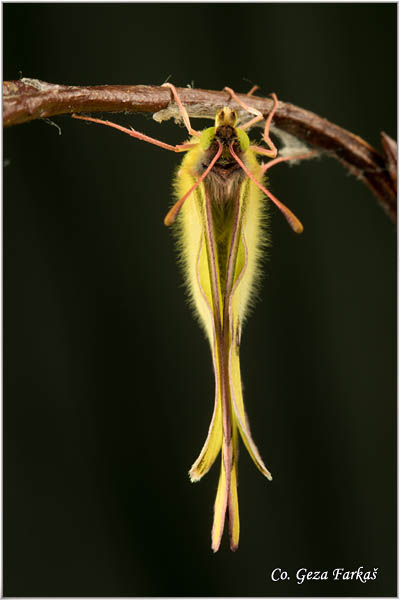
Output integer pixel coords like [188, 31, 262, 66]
[3, 78, 396, 223]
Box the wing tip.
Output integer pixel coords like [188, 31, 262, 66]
[188, 467, 201, 483]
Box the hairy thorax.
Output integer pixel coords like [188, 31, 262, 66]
[198, 127, 247, 205]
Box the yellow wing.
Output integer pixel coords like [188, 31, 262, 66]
[173, 141, 272, 551]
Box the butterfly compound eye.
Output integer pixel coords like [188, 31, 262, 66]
[200, 127, 216, 150]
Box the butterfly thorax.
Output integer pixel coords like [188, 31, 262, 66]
[198, 107, 249, 203]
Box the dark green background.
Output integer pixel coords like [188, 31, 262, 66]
[4, 2, 396, 597]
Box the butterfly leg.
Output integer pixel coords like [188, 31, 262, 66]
[72, 114, 196, 152]
[246, 84, 260, 97]
[259, 150, 318, 175]
[224, 86, 264, 130]
[162, 83, 201, 138]
[224, 87, 278, 158]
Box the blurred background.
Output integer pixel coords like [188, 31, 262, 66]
[4, 3, 396, 597]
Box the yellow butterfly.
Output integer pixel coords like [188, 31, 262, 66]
[73, 84, 314, 552]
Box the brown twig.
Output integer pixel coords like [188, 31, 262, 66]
[3, 78, 396, 223]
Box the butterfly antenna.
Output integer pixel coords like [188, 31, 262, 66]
[229, 143, 304, 234]
[164, 142, 223, 226]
